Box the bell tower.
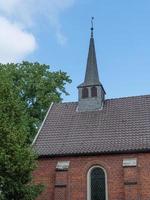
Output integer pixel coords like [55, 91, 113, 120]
[77, 18, 106, 112]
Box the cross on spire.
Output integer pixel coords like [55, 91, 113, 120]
[91, 17, 94, 38]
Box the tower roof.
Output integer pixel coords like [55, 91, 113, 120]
[84, 35, 100, 86]
[78, 19, 101, 87]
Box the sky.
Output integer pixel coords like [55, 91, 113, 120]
[0, 0, 150, 102]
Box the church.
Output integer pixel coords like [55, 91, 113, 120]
[33, 24, 150, 200]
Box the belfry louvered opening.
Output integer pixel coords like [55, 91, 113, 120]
[82, 87, 89, 98]
[91, 86, 97, 97]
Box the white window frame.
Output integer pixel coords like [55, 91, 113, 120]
[87, 166, 108, 200]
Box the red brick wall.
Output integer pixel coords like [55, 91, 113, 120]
[33, 153, 150, 200]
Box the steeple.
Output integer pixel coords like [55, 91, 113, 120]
[84, 18, 100, 86]
[78, 18, 106, 112]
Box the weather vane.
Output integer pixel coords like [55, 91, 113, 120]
[91, 17, 94, 37]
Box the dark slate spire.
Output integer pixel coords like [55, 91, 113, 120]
[84, 30, 100, 86]
[79, 17, 100, 87]
[77, 18, 106, 112]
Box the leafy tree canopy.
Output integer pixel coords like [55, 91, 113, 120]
[0, 61, 71, 142]
[0, 68, 43, 199]
[0, 61, 71, 199]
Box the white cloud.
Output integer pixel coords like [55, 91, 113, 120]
[0, 0, 75, 63]
[0, 16, 37, 63]
[0, 0, 75, 44]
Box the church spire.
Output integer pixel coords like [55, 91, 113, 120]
[77, 18, 106, 112]
[84, 17, 100, 86]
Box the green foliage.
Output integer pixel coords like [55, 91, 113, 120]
[0, 61, 71, 142]
[0, 69, 43, 199]
[0, 62, 71, 199]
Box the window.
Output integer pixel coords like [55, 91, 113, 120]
[82, 87, 89, 98]
[87, 166, 107, 200]
[91, 86, 97, 97]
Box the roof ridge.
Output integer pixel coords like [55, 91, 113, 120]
[106, 94, 150, 101]
[59, 94, 150, 104]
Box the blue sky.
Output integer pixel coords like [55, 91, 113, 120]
[0, 0, 150, 102]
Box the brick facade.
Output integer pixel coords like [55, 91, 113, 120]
[33, 152, 150, 200]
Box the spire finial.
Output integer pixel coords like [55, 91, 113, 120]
[91, 17, 94, 38]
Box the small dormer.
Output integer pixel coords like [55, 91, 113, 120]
[77, 19, 106, 112]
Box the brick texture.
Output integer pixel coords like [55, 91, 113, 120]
[123, 166, 139, 200]
[33, 153, 150, 200]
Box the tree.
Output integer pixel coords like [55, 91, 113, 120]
[0, 69, 43, 199]
[0, 61, 71, 142]
[0, 61, 71, 199]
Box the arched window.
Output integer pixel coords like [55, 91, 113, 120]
[82, 87, 89, 98]
[87, 166, 107, 200]
[91, 86, 97, 97]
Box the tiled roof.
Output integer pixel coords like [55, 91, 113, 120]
[33, 95, 150, 156]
